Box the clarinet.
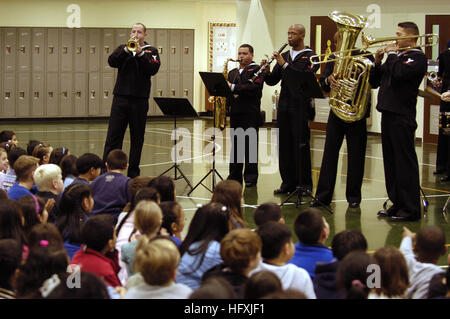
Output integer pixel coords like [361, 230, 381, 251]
[249, 42, 288, 83]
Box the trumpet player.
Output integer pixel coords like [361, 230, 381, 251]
[102, 23, 160, 178]
[435, 39, 450, 180]
[370, 22, 427, 222]
[226, 44, 264, 187]
[264, 24, 319, 198]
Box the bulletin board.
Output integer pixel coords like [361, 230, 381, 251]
[208, 23, 237, 72]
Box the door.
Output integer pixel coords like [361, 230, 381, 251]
[424, 15, 450, 143]
[310, 16, 338, 131]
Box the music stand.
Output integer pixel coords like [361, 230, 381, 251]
[187, 72, 232, 195]
[154, 97, 198, 192]
[279, 71, 333, 214]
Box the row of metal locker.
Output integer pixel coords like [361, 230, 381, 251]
[0, 27, 194, 118]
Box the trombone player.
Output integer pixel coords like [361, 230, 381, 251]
[102, 23, 160, 178]
[371, 22, 427, 222]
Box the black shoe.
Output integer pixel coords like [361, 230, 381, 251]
[245, 182, 257, 187]
[440, 176, 450, 182]
[377, 210, 390, 218]
[273, 187, 294, 195]
[390, 215, 420, 222]
[377, 205, 397, 218]
[348, 202, 360, 209]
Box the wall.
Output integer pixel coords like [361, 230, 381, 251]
[0, 0, 237, 113]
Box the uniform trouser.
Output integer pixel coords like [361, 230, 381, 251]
[228, 114, 259, 185]
[103, 95, 149, 178]
[315, 111, 367, 205]
[436, 99, 450, 173]
[277, 107, 312, 191]
[381, 111, 421, 219]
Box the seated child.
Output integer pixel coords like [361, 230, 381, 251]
[253, 202, 285, 228]
[71, 214, 121, 288]
[288, 208, 333, 278]
[90, 149, 131, 224]
[33, 164, 64, 221]
[71, 153, 103, 185]
[0, 239, 22, 299]
[160, 201, 185, 247]
[7, 155, 39, 200]
[125, 236, 192, 299]
[250, 221, 316, 299]
[32, 143, 53, 165]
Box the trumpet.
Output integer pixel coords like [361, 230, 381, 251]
[310, 33, 439, 65]
[126, 37, 139, 52]
[249, 42, 288, 83]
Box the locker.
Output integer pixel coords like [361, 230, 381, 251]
[101, 72, 114, 116]
[155, 29, 168, 73]
[60, 73, 73, 116]
[17, 72, 31, 117]
[182, 30, 194, 72]
[115, 28, 128, 49]
[153, 71, 168, 116]
[102, 29, 114, 72]
[169, 72, 181, 98]
[88, 29, 101, 72]
[0, 29, 3, 72]
[182, 72, 193, 105]
[169, 30, 181, 72]
[2, 73, 15, 118]
[4, 28, 16, 73]
[74, 72, 87, 117]
[32, 28, 45, 72]
[46, 73, 59, 116]
[47, 28, 59, 73]
[146, 29, 156, 51]
[31, 73, 45, 117]
[61, 29, 74, 72]
[74, 28, 87, 72]
[17, 28, 31, 72]
[88, 72, 100, 116]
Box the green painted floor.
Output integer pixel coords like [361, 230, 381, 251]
[2, 118, 449, 265]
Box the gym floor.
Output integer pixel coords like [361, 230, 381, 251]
[2, 117, 449, 266]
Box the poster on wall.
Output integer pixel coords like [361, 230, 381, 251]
[208, 22, 237, 72]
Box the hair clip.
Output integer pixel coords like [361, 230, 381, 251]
[221, 206, 227, 212]
[351, 280, 365, 288]
[39, 274, 61, 298]
[196, 203, 203, 208]
[62, 147, 66, 154]
[40, 240, 49, 247]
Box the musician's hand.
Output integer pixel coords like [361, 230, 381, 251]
[384, 43, 398, 53]
[227, 81, 232, 88]
[374, 49, 384, 65]
[260, 59, 267, 67]
[273, 52, 285, 66]
[442, 91, 450, 102]
[135, 45, 143, 55]
[328, 74, 338, 89]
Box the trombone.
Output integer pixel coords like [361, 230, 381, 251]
[310, 33, 439, 65]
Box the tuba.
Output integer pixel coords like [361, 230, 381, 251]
[326, 11, 373, 122]
[210, 57, 239, 130]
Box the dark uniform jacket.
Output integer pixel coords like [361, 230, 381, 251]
[264, 47, 319, 119]
[108, 42, 161, 99]
[370, 48, 427, 119]
[228, 62, 264, 117]
[438, 48, 450, 92]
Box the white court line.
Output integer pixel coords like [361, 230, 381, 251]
[11, 124, 438, 168]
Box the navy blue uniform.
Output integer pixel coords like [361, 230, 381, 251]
[370, 48, 427, 220]
[265, 48, 319, 192]
[103, 43, 160, 178]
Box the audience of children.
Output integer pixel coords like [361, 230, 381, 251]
[0, 135, 449, 301]
[288, 208, 333, 278]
